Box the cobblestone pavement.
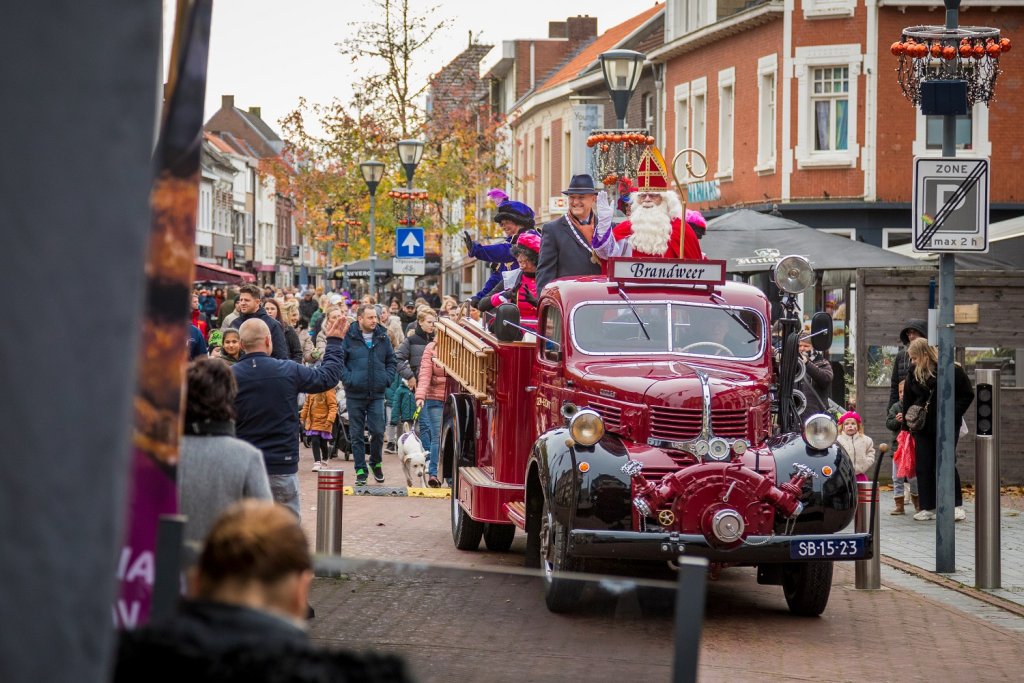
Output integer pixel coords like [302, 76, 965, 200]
[295, 447, 1024, 681]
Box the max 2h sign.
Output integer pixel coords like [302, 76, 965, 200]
[912, 157, 989, 253]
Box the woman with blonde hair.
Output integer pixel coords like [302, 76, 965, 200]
[901, 337, 974, 522]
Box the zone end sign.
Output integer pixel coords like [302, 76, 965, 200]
[912, 157, 989, 253]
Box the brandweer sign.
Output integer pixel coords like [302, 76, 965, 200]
[609, 258, 726, 285]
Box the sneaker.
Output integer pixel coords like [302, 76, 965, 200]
[371, 463, 385, 483]
[355, 468, 368, 486]
[385, 441, 398, 453]
[427, 475, 440, 488]
[955, 507, 967, 522]
[913, 509, 936, 521]
[312, 461, 323, 472]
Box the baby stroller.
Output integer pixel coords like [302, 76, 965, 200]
[328, 385, 352, 460]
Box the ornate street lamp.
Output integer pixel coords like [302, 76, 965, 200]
[360, 159, 385, 296]
[599, 49, 645, 129]
[323, 205, 335, 284]
[396, 139, 425, 228]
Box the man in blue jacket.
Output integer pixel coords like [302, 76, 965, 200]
[340, 304, 397, 485]
[232, 315, 349, 517]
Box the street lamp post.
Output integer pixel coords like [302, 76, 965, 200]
[599, 49, 645, 129]
[359, 160, 385, 297]
[396, 139, 425, 229]
[324, 205, 335, 287]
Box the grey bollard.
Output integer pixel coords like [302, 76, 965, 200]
[974, 368, 1001, 589]
[672, 556, 708, 683]
[315, 469, 345, 577]
[855, 480, 881, 589]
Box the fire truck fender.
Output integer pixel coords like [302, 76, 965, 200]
[768, 432, 858, 534]
[440, 392, 479, 482]
[526, 428, 631, 533]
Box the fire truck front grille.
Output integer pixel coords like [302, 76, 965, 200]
[587, 401, 622, 431]
[649, 406, 702, 441]
[711, 410, 751, 439]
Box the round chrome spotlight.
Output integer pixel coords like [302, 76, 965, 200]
[773, 255, 815, 294]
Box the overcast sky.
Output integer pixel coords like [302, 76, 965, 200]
[164, 0, 655, 132]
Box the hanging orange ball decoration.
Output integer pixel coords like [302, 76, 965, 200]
[1000, 38, 1011, 52]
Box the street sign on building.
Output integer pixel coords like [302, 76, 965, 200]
[392, 257, 425, 275]
[912, 157, 989, 253]
[395, 227, 425, 258]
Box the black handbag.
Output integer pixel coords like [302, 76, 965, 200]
[905, 391, 932, 432]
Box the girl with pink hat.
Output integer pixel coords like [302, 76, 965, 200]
[836, 411, 876, 482]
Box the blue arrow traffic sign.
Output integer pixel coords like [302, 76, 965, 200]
[395, 227, 424, 258]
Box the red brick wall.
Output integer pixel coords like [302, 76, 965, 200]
[663, 20, 783, 211]
[875, 8, 1024, 203]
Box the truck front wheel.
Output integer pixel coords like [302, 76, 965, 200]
[451, 462, 483, 550]
[541, 495, 584, 613]
[781, 561, 833, 616]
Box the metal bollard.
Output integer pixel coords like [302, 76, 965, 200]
[315, 469, 345, 577]
[975, 368, 1001, 589]
[855, 480, 881, 589]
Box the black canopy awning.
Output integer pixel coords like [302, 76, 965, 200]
[329, 257, 440, 280]
[706, 209, 921, 273]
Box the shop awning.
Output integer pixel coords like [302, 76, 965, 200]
[194, 260, 255, 283]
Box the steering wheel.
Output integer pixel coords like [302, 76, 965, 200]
[679, 341, 732, 356]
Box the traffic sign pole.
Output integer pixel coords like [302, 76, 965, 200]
[935, 1, 961, 574]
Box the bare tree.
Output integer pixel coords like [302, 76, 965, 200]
[338, 0, 450, 138]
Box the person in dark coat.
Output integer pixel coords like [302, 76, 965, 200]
[395, 309, 437, 388]
[230, 284, 289, 361]
[262, 298, 303, 363]
[796, 335, 834, 417]
[902, 337, 974, 522]
[340, 304, 397, 486]
[187, 324, 208, 361]
[232, 316, 348, 518]
[112, 501, 412, 683]
[536, 174, 606, 293]
[218, 286, 238, 323]
[298, 289, 318, 326]
[889, 318, 928, 408]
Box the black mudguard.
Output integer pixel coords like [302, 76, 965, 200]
[529, 428, 632, 532]
[768, 432, 857, 534]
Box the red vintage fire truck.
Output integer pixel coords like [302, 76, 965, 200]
[434, 257, 868, 615]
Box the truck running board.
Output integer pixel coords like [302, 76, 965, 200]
[504, 501, 527, 530]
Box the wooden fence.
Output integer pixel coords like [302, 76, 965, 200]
[855, 268, 1024, 484]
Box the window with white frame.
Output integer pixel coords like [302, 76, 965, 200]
[882, 228, 912, 249]
[812, 67, 849, 152]
[821, 228, 856, 240]
[756, 54, 777, 173]
[691, 77, 707, 160]
[674, 83, 689, 153]
[913, 104, 990, 158]
[802, 0, 855, 20]
[642, 93, 656, 135]
[666, 0, 714, 42]
[717, 67, 735, 178]
[794, 45, 861, 168]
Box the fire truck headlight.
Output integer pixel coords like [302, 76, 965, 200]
[569, 409, 605, 447]
[802, 414, 838, 450]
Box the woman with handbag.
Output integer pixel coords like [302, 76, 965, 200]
[902, 338, 975, 522]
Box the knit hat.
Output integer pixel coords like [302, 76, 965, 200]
[899, 319, 928, 345]
[838, 411, 861, 425]
[686, 208, 708, 238]
[493, 199, 535, 229]
[515, 230, 541, 254]
[207, 328, 223, 348]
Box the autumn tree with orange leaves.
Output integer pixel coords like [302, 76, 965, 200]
[262, 0, 508, 271]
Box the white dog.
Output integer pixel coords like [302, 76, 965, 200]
[397, 426, 428, 488]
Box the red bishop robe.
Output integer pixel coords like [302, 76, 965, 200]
[612, 216, 704, 260]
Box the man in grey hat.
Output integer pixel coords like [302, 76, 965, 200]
[536, 174, 610, 293]
[889, 318, 928, 408]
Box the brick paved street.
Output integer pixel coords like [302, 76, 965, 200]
[294, 446, 1024, 682]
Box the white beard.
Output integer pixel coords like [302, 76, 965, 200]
[628, 201, 672, 255]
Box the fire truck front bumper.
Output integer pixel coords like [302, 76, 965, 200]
[569, 529, 873, 564]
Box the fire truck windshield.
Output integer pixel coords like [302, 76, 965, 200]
[571, 302, 765, 359]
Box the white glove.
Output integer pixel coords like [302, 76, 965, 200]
[595, 190, 613, 233]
